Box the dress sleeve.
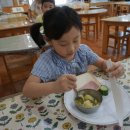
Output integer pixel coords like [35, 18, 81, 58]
[79, 44, 99, 65]
[31, 53, 52, 82]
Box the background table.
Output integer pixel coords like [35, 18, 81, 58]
[0, 34, 38, 54]
[102, 14, 130, 56]
[0, 34, 39, 92]
[0, 58, 130, 130]
[0, 20, 33, 38]
[78, 9, 107, 39]
[0, 13, 27, 22]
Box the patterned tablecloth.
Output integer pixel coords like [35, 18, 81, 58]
[0, 58, 130, 130]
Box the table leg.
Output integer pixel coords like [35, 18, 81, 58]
[102, 22, 109, 54]
[99, 16, 102, 32]
[96, 16, 98, 39]
[127, 36, 130, 56]
[2, 56, 16, 93]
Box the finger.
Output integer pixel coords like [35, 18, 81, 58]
[111, 65, 124, 77]
[69, 81, 77, 89]
[65, 79, 77, 89]
[66, 74, 77, 81]
[116, 67, 125, 78]
[106, 62, 120, 72]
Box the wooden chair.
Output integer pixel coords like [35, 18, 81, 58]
[107, 26, 130, 54]
[120, 5, 129, 15]
[116, 5, 121, 16]
[81, 17, 96, 39]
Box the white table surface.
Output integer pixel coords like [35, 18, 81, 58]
[0, 34, 39, 54]
[102, 14, 130, 22]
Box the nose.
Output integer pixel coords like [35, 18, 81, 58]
[68, 44, 75, 54]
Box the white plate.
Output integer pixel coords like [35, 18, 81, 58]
[64, 86, 130, 125]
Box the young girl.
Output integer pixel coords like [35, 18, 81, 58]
[30, 0, 55, 48]
[36, 0, 55, 23]
[28, 0, 42, 19]
[23, 6, 124, 98]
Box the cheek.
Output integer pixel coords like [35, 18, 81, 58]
[42, 7, 47, 12]
[55, 46, 67, 55]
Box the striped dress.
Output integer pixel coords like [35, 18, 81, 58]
[31, 44, 99, 82]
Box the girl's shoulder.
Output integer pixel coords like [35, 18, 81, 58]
[79, 44, 91, 51]
[78, 44, 92, 55]
[39, 48, 52, 59]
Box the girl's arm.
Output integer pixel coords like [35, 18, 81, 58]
[23, 75, 57, 98]
[23, 74, 77, 98]
[94, 57, 107, 71]
[94, 57, 124, 78]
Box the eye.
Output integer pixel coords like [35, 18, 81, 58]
[60, 44, 67, 47]
[58, 41, 67, 46]
[73, 40, 78, 43]
[50, 6, 53, 8]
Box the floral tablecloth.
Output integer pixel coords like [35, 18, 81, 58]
[0, 58, 130, 130]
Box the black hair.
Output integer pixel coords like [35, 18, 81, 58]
[30, 23, 46, 48]
[43, 6, 82, 40]
[41, 0, 55, 5]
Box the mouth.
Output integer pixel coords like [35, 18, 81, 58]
[66, 53, 75, 59]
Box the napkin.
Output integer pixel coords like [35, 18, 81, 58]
[106, 59, 123, 127]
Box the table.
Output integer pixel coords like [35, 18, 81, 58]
[89, 6, 102, 10]
[114, 2, 130, 6]
[111, 2, 130, 16]
[0, 34, 39, 92]
[0, 13, 27, 22]
[2, 4, 29, 14]
[78, 9, 107, 39]
[0, 58, 130, 130]
[0, 20, 33, 38]
[101, 14, 130, 56]
[0, 34, 38, 54]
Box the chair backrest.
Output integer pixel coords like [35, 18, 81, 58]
[121, 5, 129, 14]
[30, 23, 46, 48]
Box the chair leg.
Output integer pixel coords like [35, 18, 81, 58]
[117, 38, 121, 54]
[94, 25, 96, 39]
[125, 37, 129, 55]
[85, 25, 89, 38]
[106, 36, 109, 52]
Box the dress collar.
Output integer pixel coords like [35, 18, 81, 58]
[51, 49, 81, 69]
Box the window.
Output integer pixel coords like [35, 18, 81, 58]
[55, 0, 67, 5]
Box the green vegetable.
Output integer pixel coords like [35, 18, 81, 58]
[99, 85, 109, 96]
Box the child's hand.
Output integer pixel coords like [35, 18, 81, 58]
[106, 61, 124, 78]
[55, 74, 77, 93]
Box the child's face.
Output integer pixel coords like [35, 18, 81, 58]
[41, 2, 55, 13]
[50, 27, 81, 61]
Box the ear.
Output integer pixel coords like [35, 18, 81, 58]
[48, 40, 53, 46]
[43, 35, 53, 46]
[43, 35, 48, 41]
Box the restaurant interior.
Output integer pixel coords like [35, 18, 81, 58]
[0, 0, 130, 97]
[0, 0, 130, 130]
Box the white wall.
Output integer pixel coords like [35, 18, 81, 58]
[55, 0, 67, 5]
[91, 0, 108, 3]
[0, 0, 13, 7]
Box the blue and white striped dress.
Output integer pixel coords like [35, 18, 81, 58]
[31, 44, 99, 82]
